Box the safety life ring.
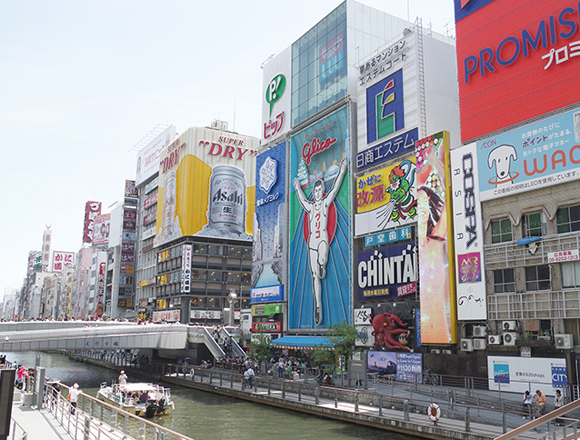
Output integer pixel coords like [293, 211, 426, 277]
[428, 403, 441, 422]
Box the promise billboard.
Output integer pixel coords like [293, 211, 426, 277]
[454, 0, 580, 142]
[154, 126, 259, 247]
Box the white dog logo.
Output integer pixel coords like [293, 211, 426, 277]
[487, 144, 518, 187]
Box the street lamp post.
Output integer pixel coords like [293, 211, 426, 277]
[227, 289, 237, 327]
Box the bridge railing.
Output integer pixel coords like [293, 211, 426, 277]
[9, 417, 27, 440]
[45, 383, 195, 440]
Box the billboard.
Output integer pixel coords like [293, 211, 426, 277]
[181, 244, 192, 293]
[153, 310, 180, 323]
[451, 144, 487, 321]
[356, 36, 419, 171]
[289, 105, 351, 329]
[253, 142, 286, 289]
[355, 157, 417, 236]
[27, 251, 41, 274]
[454, 0, 580, 142]
[357, 243, 417, 302]
[136, 125, 177, 186]
[41, 229, 51, 271]
[250, 285, 284, 304]
[92, 214, 111, 247]
[367, 351, 422, 382]
[415, 131, 457, 343]
[51, 251, 74, 273]
[476, 107, 580, 201]
[154, 126, 259, 247]
[96, 261, 106, 317]
[82, 201, 102, 243]
[487, 356, 567, 397]
[261, 46, 291, 144]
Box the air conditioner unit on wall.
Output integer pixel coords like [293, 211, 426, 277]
[461, 339, 474, 352]
[473, 325, 487, 337]
[503, 332, 518, 346]
[488, 335, 503, 345]
[555, 334, 574, 349]
[502, 321, 518, 331]
[473, 339, 487, 350]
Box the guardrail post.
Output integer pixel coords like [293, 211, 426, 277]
[254, 380, 257, 393]
[298, 386, 301, 402]
[124, 413, 129, 434]
[220, 374, 223, 387]
[379, 396, 383, 416]
[281, 383, 285, 399]
[268, 380, 271, 395]
[209, 372, 213, 385]
[502, 411, 507, 434]
[84, 416, 90, 440]
[465, 407, 470, 432]
[404, 399, 409, 421]
[230, 374, 233, 389]
[139, 420, 145, 440]
[335, 394, 338, 409]
[354, 393, 359, 413]
[315, 387, 319, 404]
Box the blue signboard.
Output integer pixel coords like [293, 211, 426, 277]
[289, 105, 351, 329]
[367, 351, 422, 382]
[477, 107, 580, 201]
[250, 285, 285, 304]
[357, 242, 417, 302]
[253, 142, 286, 289]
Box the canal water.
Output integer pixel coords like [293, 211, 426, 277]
[6, 352, 425, 440]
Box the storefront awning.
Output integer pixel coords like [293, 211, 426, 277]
[270, 336, 332, 348]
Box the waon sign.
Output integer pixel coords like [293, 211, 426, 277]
[454, 0, 580, 142]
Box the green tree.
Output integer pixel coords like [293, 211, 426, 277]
[313, 321, 359, 373]
[247, 334, 273, 363]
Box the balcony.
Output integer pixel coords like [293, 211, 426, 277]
[488, 289, 580, 320]
[484, 231, 580, 269]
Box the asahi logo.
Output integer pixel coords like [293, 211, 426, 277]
[212, 189, 244, 206]
[462, 153, 477, 248]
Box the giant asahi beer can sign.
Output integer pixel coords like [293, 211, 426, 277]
[208, 165, 246, 234]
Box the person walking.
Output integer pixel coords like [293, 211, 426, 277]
[534, 389, 547, 417]
[69, 384, 81, 414]
[553, 389, 564, 425]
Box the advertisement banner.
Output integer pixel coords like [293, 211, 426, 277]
[250, 285, 284, 304]
[487, 356, 567, 397]
[190, 310, 221, 320]
[96, 261, 106, 317]
[355, 325, 374, 347]
[153, 310, 180, 323]
[42, 229, 52, 271]
[27, 251, 41, 274]
[251, 304, 282, 316]
[154, 127, 258, 247]
[252, 322, 282, 333]
[354, 307, 372, 325]
[261, 46, 291, 144]
[51, 251, 75, 273]
[548, 250, 579, 263]
[144, 193, 158, 209]
[289, 105, 351, 329]
[451, 144, 487, 320]
[357, 243, 417, 302]
[253, 141, 286, 289]
[415, 131, 457, 343]
[367, 351, 422, 382]
[181, 244, 192, 293]
[92, 214, 111, 247]
[454, 0, 580, 143]
[136, 125, 176, 186]
[356, 36, 419, 171]
[355, 157, 417, 236]
[125, 180, 138, 198]
[477, 107, 580, 201]
[123, 210, 137, 220]
[82, 201, 102, 243]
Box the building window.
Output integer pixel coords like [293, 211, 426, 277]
[522, 212, 542, 238]
[491, 219, 512, 244]
[525, 265, 550, 291]
[557, 205, 580, 233]
[562, 261, 580, 288]
[493, 269, 515, 294]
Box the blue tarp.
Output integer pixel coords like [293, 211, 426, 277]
[270, 336, 332, 348]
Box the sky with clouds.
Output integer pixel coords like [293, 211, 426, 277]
[0, 0, 455, 300]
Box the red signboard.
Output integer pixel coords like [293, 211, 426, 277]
[251, 321, 282, 333]
[123, 209, 137, 220]
[144, 193, 158, 209]
[455, 0, 580, 142]
[82, 201, 102, 243]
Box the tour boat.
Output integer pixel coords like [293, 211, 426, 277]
[97, 382, 175, 418]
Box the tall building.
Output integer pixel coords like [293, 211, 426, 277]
[253, 0, 459, 346]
